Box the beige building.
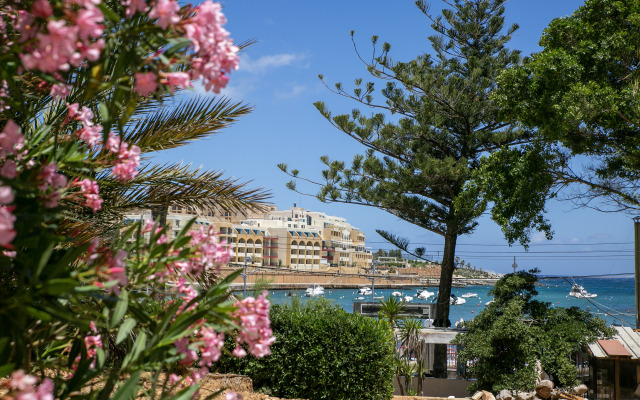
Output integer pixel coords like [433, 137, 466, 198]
[123, 204, 372, 270]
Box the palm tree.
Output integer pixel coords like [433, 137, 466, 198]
[377, 295, 405, 328]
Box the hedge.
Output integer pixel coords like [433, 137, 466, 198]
[217, 299, 395, 400]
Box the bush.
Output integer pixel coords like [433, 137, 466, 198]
[218, 300, 395, 400]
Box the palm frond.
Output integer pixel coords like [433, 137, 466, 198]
[98, 163, 271, 214]
[123, 97, 253, 153]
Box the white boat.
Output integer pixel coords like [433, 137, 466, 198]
[305, 284, 325, 297]
[485, 300, 494, 306]
[450, 294, 466, 305]
[391, 291, 402, 297]
[569, 284, 597, 299]
[461, 292, 478, 298]
[415, 289, 435, 300]
[403, 295, 413, 302]
[357, 286, 372, 296]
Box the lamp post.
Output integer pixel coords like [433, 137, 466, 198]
[634, 216, 640, 329]
[242, 251, 253, 299]
[371, 258, 377, 302]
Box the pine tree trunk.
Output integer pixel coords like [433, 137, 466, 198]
[432, 232, 457, 378]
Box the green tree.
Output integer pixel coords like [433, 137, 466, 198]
[453, 271, 614, 393]
[495, 0, 640, 212]
[388, 249, 402, 259]
[375, 249, 389, 258]
[280, 0, 549, 376]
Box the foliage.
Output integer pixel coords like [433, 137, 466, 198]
[453, 271, 615, 393]
[217, 300, 396, 400]
[0, 1, 274, 399]
[495, 0, 640, 212]
[279, 0, 550, 376]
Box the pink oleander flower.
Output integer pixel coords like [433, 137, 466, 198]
[32, 0, 53, 18]
[0, 206, 17, 247]
[231, 345, 247, 358]
[0, 120, 25, 159]
[106, 131, 120, 153]
[0, 159, 18, 179]
[50, 83, 71, 99]
[5, 370, 54, 400]
[148, 0, 180, 29]
[105, 249, 128, 294]
[134, 72, 158, 96]
[123, 0, 148, 17]
[38, 163, 67, 207]
[0, 185, 14, 204]
[74, 178, 102, 212]
[233, 291, 275, 358]
[161, 72, 192, 91]
[75, 125, 102, 147]
[76, 5, 104, 41]
[111, 142, 140, 182]
[174, 337, 198, 365]
[183, 1, 239, 93]
[199, 327, 224, 366]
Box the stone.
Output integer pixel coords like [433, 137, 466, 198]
[472, 391, 485, 400]
[497, 389, 514, 400]
[573, 384, 588, 395]
[536, 380, 554, 399]
[482, 390, 496, 400]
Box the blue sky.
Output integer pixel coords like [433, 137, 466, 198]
[156, 0, 637, 276]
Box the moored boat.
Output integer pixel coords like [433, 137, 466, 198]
[391, 291, 402, 297]
[461, 292, 478, 298]
[450, 294, 466, 305]
[569, 284, 597, 299]
[305, 284, 325, 297]
[357, 286, 373, 296]
[416, 289, 435, 300]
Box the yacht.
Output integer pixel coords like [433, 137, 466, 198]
[357, 286, 373, 296]
[391, 291, 402, 297]
[569, 284, 597, 299]
[416, 289, 435, 300]
[305, 284, 325, 297]
[450, 294, 466, 305]
[403, 295, 414, 302]
[461, 292, 478, 298]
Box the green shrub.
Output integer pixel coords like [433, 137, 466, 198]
[217, 299, 395, 400]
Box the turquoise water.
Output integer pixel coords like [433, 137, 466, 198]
[257, 277, 637, 327]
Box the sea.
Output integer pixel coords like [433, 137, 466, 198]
[257, 277, 637, 328]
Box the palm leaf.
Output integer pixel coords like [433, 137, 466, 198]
[123, 96, 253, 153]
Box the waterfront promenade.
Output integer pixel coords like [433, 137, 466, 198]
[221, 266, 499, 290]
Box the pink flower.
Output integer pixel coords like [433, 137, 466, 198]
[76, 125, 102, 147]
[0, 206, 17, 247]
[111, 142, 140, 182]
[76, 5, 104, 41]
[105, 249, 128, 294]
[123, 0, 148, 17]
[50, 83, 71, 100]
[38, 163, 67, 192]
[134, 72, 158, 96]
[74, 178, 102, 212]
[148, 0, 180, 29]
[0, 120, 24, 159]
[32, 0, 53, 18]
[0, 186, 14, 204]
[106, 132, 120, 153]
[5, 370, 54, 400]
[0, 159, 18, 179]
[199, 327, 224, 366]
[231, 346, 247, 358]
[232, 292, 275, 358]
[174, 337, 198, 365]
[162, 72, 192, 91]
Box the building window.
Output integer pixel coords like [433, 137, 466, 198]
[175, 220, 180, 227]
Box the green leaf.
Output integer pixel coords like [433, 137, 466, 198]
[111, 290, 129, 328]
[116, 318, 137, 344]
[122, 331, 146, 369]
[111, 370, 142, 400]
[41, 278, 78, 295]
[97, 3, 120, 23]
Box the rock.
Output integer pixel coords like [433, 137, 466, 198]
[536, 380, 554, 399]
[472, 392, 485, 400]
[515, 392, 536, 400]
[497, 389, 513, 400]
[482, 390, 496, 400]
[573, 384, 588, 395]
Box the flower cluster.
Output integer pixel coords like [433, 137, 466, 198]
[2, 370, 54, 400]
[0, 184, 15, 248]
[231, 292, 275, 358]
[0, 121, 25, 180]
[17, 0, 105, 75]
[70, 321, 103, 371]
[38, 162, 68, 208]
[83, 242, 129, 294]
[106, 133, 141, 182]
[68, 103, 102, 147]
[74, 178, 102, 212]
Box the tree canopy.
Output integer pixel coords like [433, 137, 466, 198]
[495, 0, 640, 212]
[453, 271, 615, 393]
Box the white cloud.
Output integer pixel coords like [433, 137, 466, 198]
[239, 53, 308, 74]
[531, 231, 548, 243]
[569, 237, 581, 244]
[275, 84, 307, 99]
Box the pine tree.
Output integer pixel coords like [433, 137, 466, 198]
[280, 0, 551, 377]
